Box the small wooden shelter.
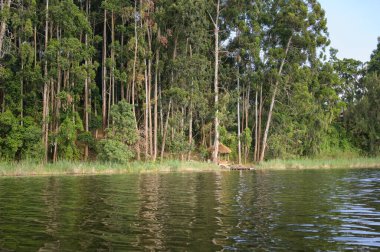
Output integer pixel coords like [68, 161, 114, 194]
[208, 143, 232, 161]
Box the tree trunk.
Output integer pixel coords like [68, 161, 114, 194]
[84, 0, 90, 161]
[153, 47, 159, 161]
[246, 85, 250, 130]
[111, 10, 115, 107]
[237, 66, 241, 164]
[144, 65, 149, 160]
[212, 0, 220, 164]
[102, 6, 107, 130]
[53, 28, 61, 163]
[187, 44, 193, 161]
[132, 1, 141, 160]
[160, 99, 172, 160]
[42, 0, 49, 162]
[148, 60, 153, 157]
[33, 26, 37, 67]
[254, 89, 258, 162]
[259, 36, 292, 162]
[20, 42, 23, 126]
[257, 84, 263, 161]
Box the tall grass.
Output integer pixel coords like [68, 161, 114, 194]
[257, 157, 380, 170]
[0, 160, 219, 177]
[1, 157, 380, 177]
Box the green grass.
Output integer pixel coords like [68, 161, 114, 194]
[257, 157, 380, 170]
[1, 157, 380, 177]
[0, 160, 219, 177]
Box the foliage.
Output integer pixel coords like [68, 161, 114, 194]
[345, 73, 380, 155]
[220, 126, 238, 160]
[57, 113, 84, 160]
[368, 38, 380, 74]
[106, 101, 138, 145]
[98, 101, 137, 163]
[0, 112, 42, 161]
[97, 139, 134, 163]
[0, 0, 379, 164]
[0, 111, 23, 160]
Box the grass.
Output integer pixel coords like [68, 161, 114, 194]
[257, 157, 380, 170]
[0, 160, 219, 177]
[1, 157, 380, 177]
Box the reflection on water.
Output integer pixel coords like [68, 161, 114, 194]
[0, 169, 380, 251]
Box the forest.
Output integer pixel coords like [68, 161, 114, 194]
[0, 0, 379, 164]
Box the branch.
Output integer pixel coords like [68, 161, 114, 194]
[206, 11, 216, 27]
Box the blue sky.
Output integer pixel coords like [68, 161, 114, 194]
[319, 0, 380, 62]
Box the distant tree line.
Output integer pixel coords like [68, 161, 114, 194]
[0, 0, 379, 163]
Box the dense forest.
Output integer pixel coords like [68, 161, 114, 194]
[0, 0, 379, 164]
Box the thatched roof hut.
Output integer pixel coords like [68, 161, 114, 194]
[208, 143, 232, 154]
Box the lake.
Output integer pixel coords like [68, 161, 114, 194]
[0, 169, 379, 251]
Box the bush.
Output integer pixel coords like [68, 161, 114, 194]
[97, 139, 134, 163]
[96, 101, 138, 163]
[20, 117, 44, 160]
[57, 113, 83, 160]
[0, 112, 43, 161]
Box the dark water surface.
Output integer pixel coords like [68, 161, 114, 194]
[0, 169, 380, 251]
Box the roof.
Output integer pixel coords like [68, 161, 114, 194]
[208, 143, 232, 154]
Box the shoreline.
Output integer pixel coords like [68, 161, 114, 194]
[256, 157, 380, 170]
[0, 160, 220, 177]
[0, 157, 380, 177]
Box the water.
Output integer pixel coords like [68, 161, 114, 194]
[0, 169, 380, 251]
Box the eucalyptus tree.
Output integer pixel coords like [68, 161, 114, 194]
[368, 37, 380, 74]
[209, 0, 221, 163]
[0, 0, 12, 55]
[330, 48, 364, 104]
[257, 0, 329, 161]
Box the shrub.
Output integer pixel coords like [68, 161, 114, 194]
[98, 139, 134, 163]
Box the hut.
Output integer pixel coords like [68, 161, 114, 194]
[208, 143, 232, 162]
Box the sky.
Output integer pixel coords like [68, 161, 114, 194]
[318, 0, 380, 62]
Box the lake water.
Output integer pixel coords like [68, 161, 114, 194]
[0, 169, 379, 251]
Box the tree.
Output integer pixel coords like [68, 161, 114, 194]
[258, 0, 329, 161]
[210, 0, 221, 164]
[368, 37, 380, 74]
[345, 73, 380, 155]
[98, 101, 138, 163]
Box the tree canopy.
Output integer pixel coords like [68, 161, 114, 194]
[0, 0, 379, 163]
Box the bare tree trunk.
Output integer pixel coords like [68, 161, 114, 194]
[144, 65, 149, 160]
[102, 6, 107, 130]
[132, 0, 137, 116]
[111, 11, 115, 108]
[244, 85, 250, 163]
[84, 0, 90, 161]
[42, 0, 49, 163]
[259, 36, 292, 162]
[153, 47, 159, 161]
[132, 0, 140, 160]
[33, 26, 37, 67]
[159, 85, 163, 137]
[148, 59, 153, 157]
[187, 44, 193, 161]
[246, 85, 250, 130]
[237, 66, 241, 164]
[20, 43, 23, 126]
[211, 0, 220, 164]
[257, 85, 263, 161]
[187, 98, 193, 161]
[254, 89, 258, 162]
[120, 18, 125, 101]
[160, 99, 172, 160]
[241, 88, 245, 134]
[53, 28, 61, 163]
